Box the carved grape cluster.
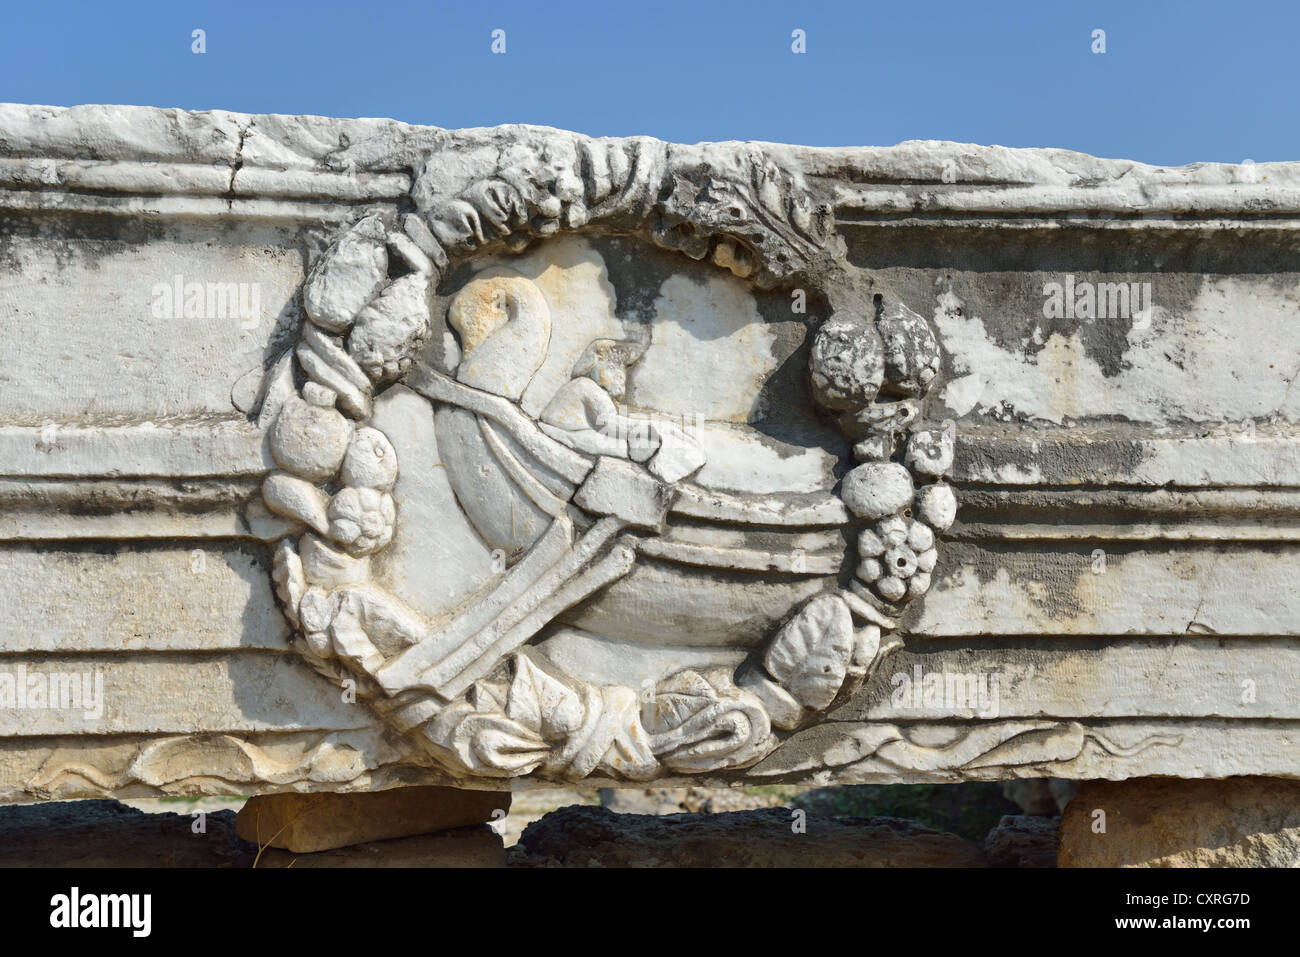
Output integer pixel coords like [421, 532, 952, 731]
[856, 514, 937, 602]
[809, 298, 953, 607]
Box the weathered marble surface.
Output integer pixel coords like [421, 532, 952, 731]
[1, 103, 1298, 799]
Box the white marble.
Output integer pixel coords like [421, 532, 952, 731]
[0, 104, 1297, 797]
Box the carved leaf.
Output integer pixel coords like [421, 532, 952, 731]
[457, 713, 550, 775]
[763, 594, 854, 710]
[643, 670, 716, 734]
[506, 655, 585, 740]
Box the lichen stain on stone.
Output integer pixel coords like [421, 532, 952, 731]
[954, 430, 1148, 486]
[929, 543, 1093, 631]
[932, 277, 1300, 426]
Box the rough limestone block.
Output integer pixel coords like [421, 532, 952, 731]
[0, 801, 256, 868]
[1058, 777, 1300, 867]
[984, 814, 1058, 868]
[236, 786, 508, 853]
[510, 805, 987, 867]
[255, 824, 505, 868]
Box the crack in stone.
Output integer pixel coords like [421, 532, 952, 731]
[226, 121, 252, 210]
[1184, 552, 1219, 634]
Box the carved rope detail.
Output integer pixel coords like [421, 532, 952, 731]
[259, 135, 952, 781]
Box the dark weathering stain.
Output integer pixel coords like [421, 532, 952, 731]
[953, 430, 1149, 485]
[843, 222, 1300, 382]
[943, 541, 1089, 621]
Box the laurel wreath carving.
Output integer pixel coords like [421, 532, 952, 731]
[255, 134, 954, 781]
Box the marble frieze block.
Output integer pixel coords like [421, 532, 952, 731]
[1, 103, 1298, 799]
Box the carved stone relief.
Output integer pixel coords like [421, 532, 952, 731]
[6, 105, 1296, 799]
[255, 134, 954, 780]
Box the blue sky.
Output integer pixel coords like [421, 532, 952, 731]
[1, 0, 1294, 165]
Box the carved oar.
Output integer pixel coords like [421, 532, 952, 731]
[373, 514, 577, 695]
[422, 456, 681, 697]
[434, 527, 638, 700]
[415, 516, 632, 700]
[375, 514, 638, 702]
